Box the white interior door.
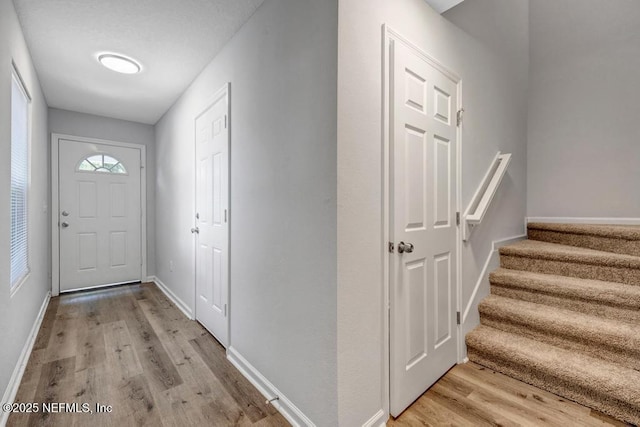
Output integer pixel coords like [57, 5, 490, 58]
[58, 139, 142, 292]
[195, 87, 229, 347]
[389, 40, 459, 417]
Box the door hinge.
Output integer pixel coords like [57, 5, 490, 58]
[456, 212, 461, 226]
[224, 209, 227, 223]
[456, 311, 461, 325]
[456, 108, 464, 127]
[388, 242, 395, 253]
[224, 304, 227, 317]
[224, 115, 228, 129]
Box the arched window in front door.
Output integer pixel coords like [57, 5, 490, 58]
[77, 154, 127, 174]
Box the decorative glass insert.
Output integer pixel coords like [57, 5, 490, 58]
[78, 154, 127, 174]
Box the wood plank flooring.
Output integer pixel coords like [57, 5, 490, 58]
[389, 362, 633, 427]
[7, 283, 288, 427]
[9, 282, 633, 426]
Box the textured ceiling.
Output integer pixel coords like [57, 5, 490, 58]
[13, 0, 264, 124]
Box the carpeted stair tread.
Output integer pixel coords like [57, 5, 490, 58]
[478, 295, 640, 369]
[528, 222, 640, 240]
[490, 268, 640, 316]
[500, 240, 640, 269]
[500, 240, 640, 285]
[466, 326, 640, 425]
[528, 222, 640, 257]
[468, 223, 640, 424]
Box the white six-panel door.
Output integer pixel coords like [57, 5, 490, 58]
[390, 40, 459, 417]
[58, 139, 142, 292]
[195, 87, 229, 347]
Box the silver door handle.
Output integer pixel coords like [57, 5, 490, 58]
[61, 222, 69, 228]
[191, 227, 200, 234]
[397, 241, 414, 254]
[61, 211, 70, 217]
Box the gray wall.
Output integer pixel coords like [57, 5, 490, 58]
[0, 0, 50, 406]
[337, 0, 529, 424]
[154, 0, 338, 424]
[48, 108, 157, 275]
[527, 0, 640, 218]
[443, 0, 529, 78]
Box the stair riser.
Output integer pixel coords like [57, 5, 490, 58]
[465, 348, 640, 426]
[478, 314, 640, 372]
[500, 255, 640, 286]
[490, 285, 640, 324]
[528, 229, 640, 257]
[472, 233, 640, 424]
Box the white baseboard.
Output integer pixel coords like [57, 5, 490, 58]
[150, 276, 194, 320]
[462, 234, 526, 323]
[462, 249, 497, 324]
[493, 234, 527, 250]
[1, 291, 51, 427]
[227, 347, 315, 427]
[527, 217, 640, 225]
[363, 409, 387, 427]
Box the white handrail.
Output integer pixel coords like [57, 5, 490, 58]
[462, 152, 512, 241]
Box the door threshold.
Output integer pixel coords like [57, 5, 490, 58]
[60, 280, 142, 295]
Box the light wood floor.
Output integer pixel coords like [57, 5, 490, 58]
[7, 283, 289, 427]
[389, 362, 632, 427]
[8, 283, 633, 427]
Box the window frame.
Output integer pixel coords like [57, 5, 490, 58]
[10, 63, 32, 295]
[76, 153, 129, 175]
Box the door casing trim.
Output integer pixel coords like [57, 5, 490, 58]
[192, 82, 231, 347]
[51, 133, 147, 296]
[382, 24, 463, 418]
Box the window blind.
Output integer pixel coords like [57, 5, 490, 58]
[10, 70, 29, 289]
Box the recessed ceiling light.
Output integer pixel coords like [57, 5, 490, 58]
[98, 53, 141, 74]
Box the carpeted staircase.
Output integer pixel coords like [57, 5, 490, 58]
[466, 222, 640, 425]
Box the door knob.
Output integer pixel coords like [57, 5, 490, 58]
[191, 227, 200, 234]
[61, 222, 69, 228]
[61, 211, 70, 217]
[398, 241, 414, 254]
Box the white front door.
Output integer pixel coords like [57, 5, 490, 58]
[389, 40, 459, 417]
[58, 139, 142, 292]
[194, 87, 230, 347]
